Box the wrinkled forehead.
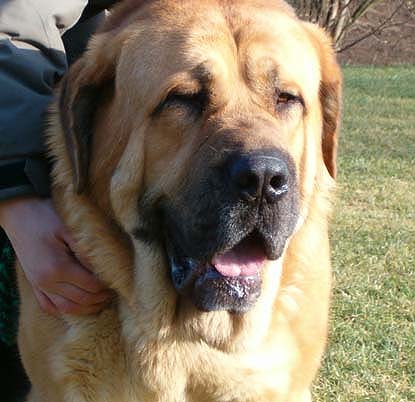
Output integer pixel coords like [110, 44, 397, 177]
[116, 4, 321, 100]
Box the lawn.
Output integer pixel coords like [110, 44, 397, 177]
[313, 66, 415, 401]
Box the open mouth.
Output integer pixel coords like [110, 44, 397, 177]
[167, 232, 270, 313]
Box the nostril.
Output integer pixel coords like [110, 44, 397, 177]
[237, 172, 259, 194]
[269, 175, 286, 191]
[232, 170, 262, 201]
[265, 172, 289, 203]
[228, 156, 263, 200]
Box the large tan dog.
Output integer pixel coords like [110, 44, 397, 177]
[17, 0, 341, 401]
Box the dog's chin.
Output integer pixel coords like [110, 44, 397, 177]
[167, 234, 271, 313]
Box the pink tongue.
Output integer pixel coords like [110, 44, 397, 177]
[212, 239, 266, 277]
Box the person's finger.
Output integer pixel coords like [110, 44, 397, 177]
[33, 288, 59, 316]
[47, 293, 108, 315]
[59, 260, 108, 293]
[51, 282, 113, 306]
[59, 229, 94, 272]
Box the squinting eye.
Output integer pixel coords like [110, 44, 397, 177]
[165, 92, 200, 107]
[154, 89, 208, 116]
[276, 91, 304, 107]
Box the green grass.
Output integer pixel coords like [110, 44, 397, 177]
[313, 66, 415, 401]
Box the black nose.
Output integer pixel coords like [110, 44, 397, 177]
[228, 152, 289, 203]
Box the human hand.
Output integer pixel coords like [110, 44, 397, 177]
[0, 197, 113, 316]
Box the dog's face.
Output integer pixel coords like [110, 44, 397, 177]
[55, 0, 340, 337]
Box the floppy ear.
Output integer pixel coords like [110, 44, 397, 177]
[58, 35, 119, 194]
[303, 23, 342, 179]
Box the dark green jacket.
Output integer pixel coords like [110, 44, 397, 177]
[0, 0, 116, 200]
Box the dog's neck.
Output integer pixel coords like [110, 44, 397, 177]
[114, 254, 297, 402]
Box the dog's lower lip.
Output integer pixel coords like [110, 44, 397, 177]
[193, 269, 261, 313]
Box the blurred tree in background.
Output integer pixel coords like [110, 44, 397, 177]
[289, 0, 415, 59]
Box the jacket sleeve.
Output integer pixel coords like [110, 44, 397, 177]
[0, 0, 89, 200]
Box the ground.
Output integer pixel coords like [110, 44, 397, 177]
[313, 65, 415, 401]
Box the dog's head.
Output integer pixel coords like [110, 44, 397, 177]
[51, 0, 341, 344]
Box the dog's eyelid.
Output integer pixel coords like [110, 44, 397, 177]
[273, 88, 306, 119]
[154, 87, 208, 115]
[275, 89, 304, 106]
[168, 90, 199, 101]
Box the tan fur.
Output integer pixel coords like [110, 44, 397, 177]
[17, 1, 341, 401]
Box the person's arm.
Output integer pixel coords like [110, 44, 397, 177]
[0, 0, 84, 197]
[0, 0, 112, 315]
